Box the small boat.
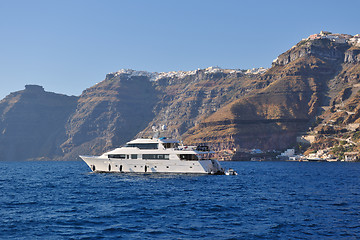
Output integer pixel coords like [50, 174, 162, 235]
[80, 137, 232, 175]
[307, 157, 326, 162]
[225, 168, 238, 175]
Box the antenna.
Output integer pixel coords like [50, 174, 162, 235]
[175, 128, 183, 145]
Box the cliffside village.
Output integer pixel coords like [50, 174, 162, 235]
[245, 100, 360, 163]
[307, 31, 360, 46]
[241, 122, 360, 162]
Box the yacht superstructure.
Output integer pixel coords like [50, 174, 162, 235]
[80, 137, 226, 174]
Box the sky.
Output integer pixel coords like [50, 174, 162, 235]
[0, 0, 359, 99]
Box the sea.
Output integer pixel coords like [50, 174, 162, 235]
[0, 161, 359, 240]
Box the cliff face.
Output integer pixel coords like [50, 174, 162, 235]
[0, 85, 78, 161]
[1, 34, 360, 161]
[60, 72, 158, 159]
[183, 39, 360, 159]
[273, 39, 350, 66]
[137, 68, 263, 138]
[344, 47, 360, 63]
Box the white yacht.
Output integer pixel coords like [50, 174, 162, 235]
[80, 137, 227, 174]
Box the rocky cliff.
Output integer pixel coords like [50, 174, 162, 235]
[59, 72, 158, 159]
[183, 37, 360, 159]
[184, 54, 338, 158]
[137, 68, 263, 138]
[59, 67, 264, 160]
[1, 32, 360, 161]
[0, 85, 78, 161]
[272, 38, 350, 66]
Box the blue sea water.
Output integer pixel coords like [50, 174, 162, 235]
[0, 161, 359, 240]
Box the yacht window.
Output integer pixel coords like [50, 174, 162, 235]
[179, 154, 198, 160]
[142, 154, 170, 160]
[163, 143, 179, 149]
[108, 154, 126, 159]
[131, 154, 137, 159]
[125, 143, 158, 149]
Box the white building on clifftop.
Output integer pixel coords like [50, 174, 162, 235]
[308, 31, 355, 44]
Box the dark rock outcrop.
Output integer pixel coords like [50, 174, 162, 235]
[273, 39, 350, 66]
[0, 85, 78, 161]
[344, 47, 360, 63]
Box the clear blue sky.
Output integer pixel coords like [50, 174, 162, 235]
[0, 0, 359, 99]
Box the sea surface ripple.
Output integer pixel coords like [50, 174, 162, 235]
[0, 161, 359, 239]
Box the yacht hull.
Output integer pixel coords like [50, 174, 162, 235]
[80, 155, 224, 174]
